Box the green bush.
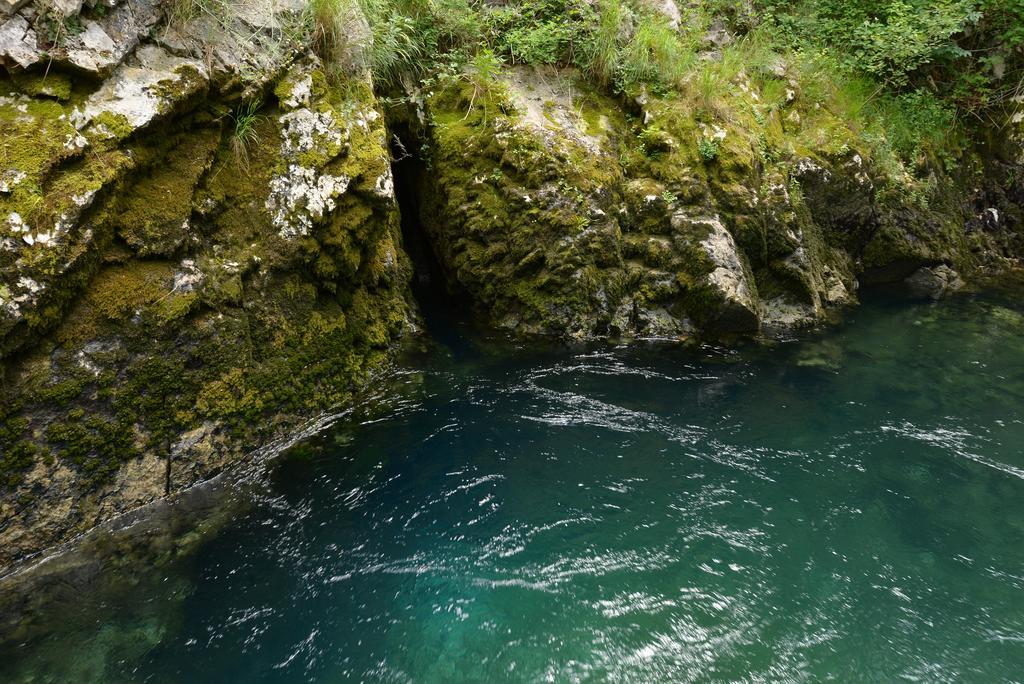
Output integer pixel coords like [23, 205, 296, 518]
[819, 0, 978, 86]
[504, 20, 571, 64]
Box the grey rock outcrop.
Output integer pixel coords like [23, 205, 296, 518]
[0, 0, 413, 577]
[904, 264, 965, 300]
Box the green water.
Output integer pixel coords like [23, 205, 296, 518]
[4, 287, 1024, 682]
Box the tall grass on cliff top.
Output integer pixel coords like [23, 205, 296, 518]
[309, 0, 434, 86]
[304, 0, 711, 93]
[306, 0, 1017, 167]
[309, 0, 347, 66]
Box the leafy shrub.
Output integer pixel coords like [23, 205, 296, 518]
[821, 0, 978, 86]
[504, 20, 572, 64]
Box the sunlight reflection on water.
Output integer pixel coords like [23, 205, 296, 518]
[4, 287, 1024, 682]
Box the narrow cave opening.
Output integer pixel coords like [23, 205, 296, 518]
[389, 129, 475, 343]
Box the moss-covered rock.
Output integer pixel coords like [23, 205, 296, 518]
[0, 2, 414, 574]
[2, 0, 1023, 579]
[414, 63, 1020, 341]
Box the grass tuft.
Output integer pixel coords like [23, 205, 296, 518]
[230, 99, 263, 168]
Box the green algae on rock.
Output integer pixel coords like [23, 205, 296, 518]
[1, 0, 1023, 578]
[410, 61, 1022, 341]
[0, 0, 413, 574]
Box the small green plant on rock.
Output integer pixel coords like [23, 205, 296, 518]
[36, 0, 85, 55]
[230, 99, 263, 168]
[697, 136, 720, 162]
[462, 48, 505, 120]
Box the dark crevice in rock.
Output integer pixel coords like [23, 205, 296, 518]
[859, 257, 944, 285]
[388, 125, 476, 342]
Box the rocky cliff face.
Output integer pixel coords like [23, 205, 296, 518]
[411, 65, 1023, 341]
[1, 1, 1022, 576]
[1, 0, 413, 573]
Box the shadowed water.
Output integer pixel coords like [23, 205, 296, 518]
[4, 285, 1024, 682]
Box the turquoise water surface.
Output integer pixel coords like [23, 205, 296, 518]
[4, 286, 1024, 682]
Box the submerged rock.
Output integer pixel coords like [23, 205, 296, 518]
[904, 264, 965, 300]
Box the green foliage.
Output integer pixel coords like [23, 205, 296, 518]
[503, 20, 572, 65]
[697, 136, 720, 162]
[357, 0, 429, 88]
[873, 89, 960, 166]
[488, 0, 590, 66]
[762, 0, 1023, 115]
[811, 0, 978, 86]
[618, 14, 694, 91]
[229, 99, 262, 168]
[578, 0, 626, 88]
[428, 0, 485, 49]
[467, 47, 503, 87]
[343, 0, 702, 94]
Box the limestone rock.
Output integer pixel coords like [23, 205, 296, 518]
[685, 214, 759, 333]
[502, 66, 609, 157]
[267, 164, 351, 239]
[265, 60, 362, 239]
[0, 14, 42, 68]
[55, 0, 163, 75]
[642, 0, 681, 29]
[157, 0, 306, 95]
[1, 0, 161, 73]
[77, 45, 208, 138]
[904, 264, 964, 300]
[703, 18, 734, 49]
[49, 0, 85, 17]
[233, 0, 306, 29]
[0, 0, 30, 17]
